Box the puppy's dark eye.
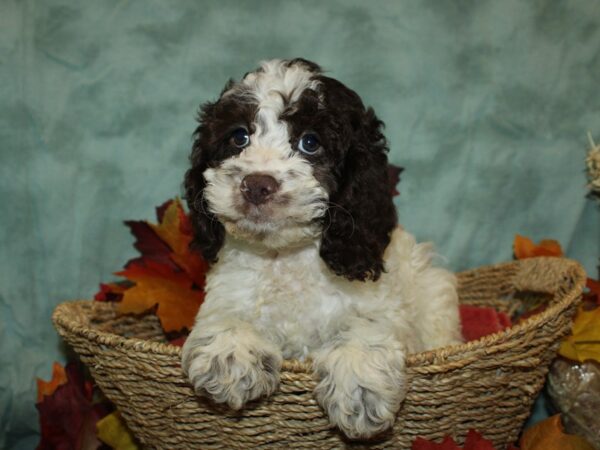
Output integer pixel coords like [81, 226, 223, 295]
[230, 128, 250, 148]
[297, 133, 320, 155]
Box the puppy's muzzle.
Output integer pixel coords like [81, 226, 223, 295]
[240, 174, 280, 205]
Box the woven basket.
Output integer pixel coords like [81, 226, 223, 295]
[53, 257, 585, 449]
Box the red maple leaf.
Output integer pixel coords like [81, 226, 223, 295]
[585, 278, 600, 306]
[412, 430, 504, 450]
[93, 281, 132, 302]
[36, 362, 111, 450]
[94, 199, 208, 332]
[459, 305, 512, 342]
[124, 220, 178, 270]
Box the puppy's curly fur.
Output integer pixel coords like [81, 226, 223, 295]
[182, 59, 462, 439]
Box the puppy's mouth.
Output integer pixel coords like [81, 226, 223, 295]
[219, 194, 323, 247]
[232, 198, 289, 231]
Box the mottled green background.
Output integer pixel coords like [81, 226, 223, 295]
[1, 0, 599, 447]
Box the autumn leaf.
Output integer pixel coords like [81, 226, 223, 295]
[95, 198, 209, 332]
[585, 278, 600, 305]
[37, 362, 68, 403]
[94, 281, 132, 302]
[148, 198, 208, 287]
[124, 220, 178, 270]
[514, 235, 563, 259]
[116, 260, 204, 332]
[169, 335, 188, 347]
[459, 305, 512, 342]
[412, 430, 499, 450]
[97, 411, 139, 450]
[36, 362, 111, 450]
[558, 303, 600, 363]
[413, 435, 461, 450]
[520, 415, 594, 450]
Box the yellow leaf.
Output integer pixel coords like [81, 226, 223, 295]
[97, 412, 139, 450]
[520, 415, 594, 450]
[150, 198, 190, 257]
[559, 304, 600, 363]
[148, 198, 209, 287]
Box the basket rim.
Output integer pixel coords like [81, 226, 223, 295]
[53, 257, 586, 373]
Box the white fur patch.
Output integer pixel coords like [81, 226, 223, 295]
[183, 59, 462, 439]
[203, 60, 327, 249]
[183, 227, 462, 436]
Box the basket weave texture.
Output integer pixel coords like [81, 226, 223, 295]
[53, 257, 585, 449]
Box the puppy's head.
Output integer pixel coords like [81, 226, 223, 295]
[185, 59, 397, 281]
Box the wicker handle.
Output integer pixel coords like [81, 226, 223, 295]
[512, 257, 581, 294]
[55, 301, 92, 329]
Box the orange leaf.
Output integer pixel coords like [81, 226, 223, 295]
[520, 415, 594, 450]
[514, 235, 563, 259]
[116, 261, 204, 332]
[150, 198, 192, 258]
[149, 198, 208, 287]
[36, 362, 68, 403]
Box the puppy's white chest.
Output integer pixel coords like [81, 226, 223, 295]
[204, 241, 350, 359]
[253, 247, 349, 358]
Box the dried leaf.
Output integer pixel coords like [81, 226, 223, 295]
[149, 198, 190, 256]
[37, 362, 68, 403]
[585, 278, 600, 305]
[169, 335, 187, 347]
[412, 430, 499, 450]
[520, 415, 594, 450]
[95, 198, 209, 332]
[124, 220, 178, 270]
[149, 198, 208, 287]
[459, 305, 512, 342]
[116, 260, 204, 332]
[94, 281, 132, 302]
[514, 235, 563, 259]
[97, 412, 139, 450]
[558, 303, 600, 363]
[413, 436, 461, 450]
[462, 430, 497, 450]
[36, 363, 110, 450]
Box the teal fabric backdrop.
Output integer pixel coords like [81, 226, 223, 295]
[1, 0, 599, 447]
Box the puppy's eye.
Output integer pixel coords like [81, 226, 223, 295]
[230, 128, 250, 148]
[297, 133, 320, 155]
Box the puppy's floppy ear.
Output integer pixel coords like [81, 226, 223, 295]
[319, 81, 397, 282]
[184, 101, 225, 263]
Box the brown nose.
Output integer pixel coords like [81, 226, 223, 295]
[240, 174, 279, 205]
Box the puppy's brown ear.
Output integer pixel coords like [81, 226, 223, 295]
[319, 83, 397, 281]
[184, 101, 225, 263]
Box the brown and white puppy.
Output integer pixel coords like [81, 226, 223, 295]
[182, 58, 462, 439]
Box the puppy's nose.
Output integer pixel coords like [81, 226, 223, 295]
[240, 174, 279, 205]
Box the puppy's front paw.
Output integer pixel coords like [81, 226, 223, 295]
[314, 346, 406, 439]
[182, 328, 282, 409]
